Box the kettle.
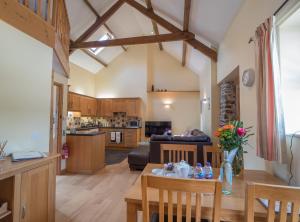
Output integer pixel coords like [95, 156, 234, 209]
[174, 160, 190, 178]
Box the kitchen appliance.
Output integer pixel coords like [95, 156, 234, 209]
[145, 121, 172, 137]
[128, 119, 141, 128]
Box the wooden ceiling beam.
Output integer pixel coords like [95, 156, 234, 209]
[70, 0, 125, 54]
[81, 49, 108, 67]
[145, 0, 163, 51]
[124, 0, 217, 61]
[82, 0, 127, 52]
[71, 32, 194, 49]
[182, 0, 191, 66]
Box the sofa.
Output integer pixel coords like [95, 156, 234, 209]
[128, 131, 212, 170]
[149, 134, 212, 165]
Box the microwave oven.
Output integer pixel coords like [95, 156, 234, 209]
[128, 120, 141, 128]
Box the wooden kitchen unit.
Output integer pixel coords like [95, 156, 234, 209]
[66, 132, 106, 174]
[100, 128, 141, 149]
[68, 92, 142, 118]
[0, 155, 58, 222]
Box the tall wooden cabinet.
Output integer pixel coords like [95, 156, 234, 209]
[126, 99, 142, 117]
[80, 97, 97, 117]
[99, 99, 113, 117]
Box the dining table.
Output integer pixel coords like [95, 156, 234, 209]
[124, 163, 286, 222]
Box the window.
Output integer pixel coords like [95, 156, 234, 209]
[89, 33, 113, 55]
[279, 6, 300, 134]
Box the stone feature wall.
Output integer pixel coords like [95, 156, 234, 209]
[219, 81, 237, 126]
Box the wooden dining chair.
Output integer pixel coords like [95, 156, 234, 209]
[203, 146, 223, 168]
[160, 144, 197, 166]
[142, 174, 222, 222]
[245, 182, 300, 222]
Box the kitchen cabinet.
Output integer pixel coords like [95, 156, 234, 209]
[126, 99, 142, 117]
[0, 155, 57, 222]
[99, 99, 113, 117]
[80, 96, 97, 117]
[124, 128, 141, 148]
[20, 163, 55, 222]
[66, 133, 105, 174]
[68, 93, 81, 111]
[100, 128, 141, 148]
[112, 99, 126, 113]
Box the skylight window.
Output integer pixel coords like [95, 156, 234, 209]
[89, 33, 113, 55]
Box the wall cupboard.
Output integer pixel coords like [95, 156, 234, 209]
[68, 92, 142, 118]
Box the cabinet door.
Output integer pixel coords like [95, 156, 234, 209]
[124, 129, 138, 147]
[126, 99, 142, 117]
[20, 163, 55, 222]
[68, 93, 80, 111]
[97, 100, 102, 117]
[101, 100, 113, 117]
[112, 99, 126, 112]
[90, 98, 97, 116]
[80, 96, 89, 116]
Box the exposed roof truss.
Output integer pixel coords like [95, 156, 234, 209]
[69, 0, 218, 62]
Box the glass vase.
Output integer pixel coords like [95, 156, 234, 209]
[232, 148, 244, 176]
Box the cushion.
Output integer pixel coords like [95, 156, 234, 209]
[150, 135, 172, 141]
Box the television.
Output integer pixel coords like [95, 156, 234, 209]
[145, 121, 172, 137]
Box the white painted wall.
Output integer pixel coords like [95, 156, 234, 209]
[68, 62, 96, 97]
[93, 44, 201, 135]
[217, 0, 300, 185]
[0, 21, 53, 154]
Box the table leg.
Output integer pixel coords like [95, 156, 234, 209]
[127, 202, 138, 222]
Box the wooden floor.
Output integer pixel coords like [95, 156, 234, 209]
[55, 159, 141, 222]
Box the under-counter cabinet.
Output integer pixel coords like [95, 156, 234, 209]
[0, 155, 58, 222]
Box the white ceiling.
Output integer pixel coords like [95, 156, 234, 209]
[66, 0, 245, 75]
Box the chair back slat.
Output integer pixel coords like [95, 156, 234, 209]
[267, 200, 275, 222]
[159, 189, 164, 222]
[246, 183, 300, 222]
[168, 190, 173, 222]
[279, 200, 288, 222]
[186, 192, 192, 222]
[161, 144, 197, 165]
[142, 175, 221, 222]
[292, 202, 300, 222]
[203, 145, 223, 168]
[177, 192, 182, 222]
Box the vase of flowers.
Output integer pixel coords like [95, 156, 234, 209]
[214, 121, 253, 176]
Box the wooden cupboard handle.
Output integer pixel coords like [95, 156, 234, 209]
[22, 205, 26, 219]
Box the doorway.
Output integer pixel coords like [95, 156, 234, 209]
[52, 82, 63, 174]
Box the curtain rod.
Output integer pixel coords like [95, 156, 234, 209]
[248, 0, 290, 44]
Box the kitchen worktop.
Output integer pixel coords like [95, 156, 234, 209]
[99, 126, 142, 129]
[66, 131, 106, 136]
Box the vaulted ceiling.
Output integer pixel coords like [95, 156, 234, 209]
[66, 0, 245, 75]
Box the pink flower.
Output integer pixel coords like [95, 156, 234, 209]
[237, 128, 246, 137]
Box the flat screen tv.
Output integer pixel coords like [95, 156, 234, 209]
[145, 121, 172, 137]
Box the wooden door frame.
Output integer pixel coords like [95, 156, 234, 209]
[50, 80, 64, 175]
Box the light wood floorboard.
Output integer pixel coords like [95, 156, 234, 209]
[56, 159, 141, 222]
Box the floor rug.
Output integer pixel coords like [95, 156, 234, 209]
[105, 149, 131, 165]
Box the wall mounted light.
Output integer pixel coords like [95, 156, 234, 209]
[163, 99, 173, 109]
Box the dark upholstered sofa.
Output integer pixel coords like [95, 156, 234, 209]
[128, 133, 212, 170]
[149, 135, 212, 165]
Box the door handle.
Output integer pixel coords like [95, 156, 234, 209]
[21, 205, 26, 219]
